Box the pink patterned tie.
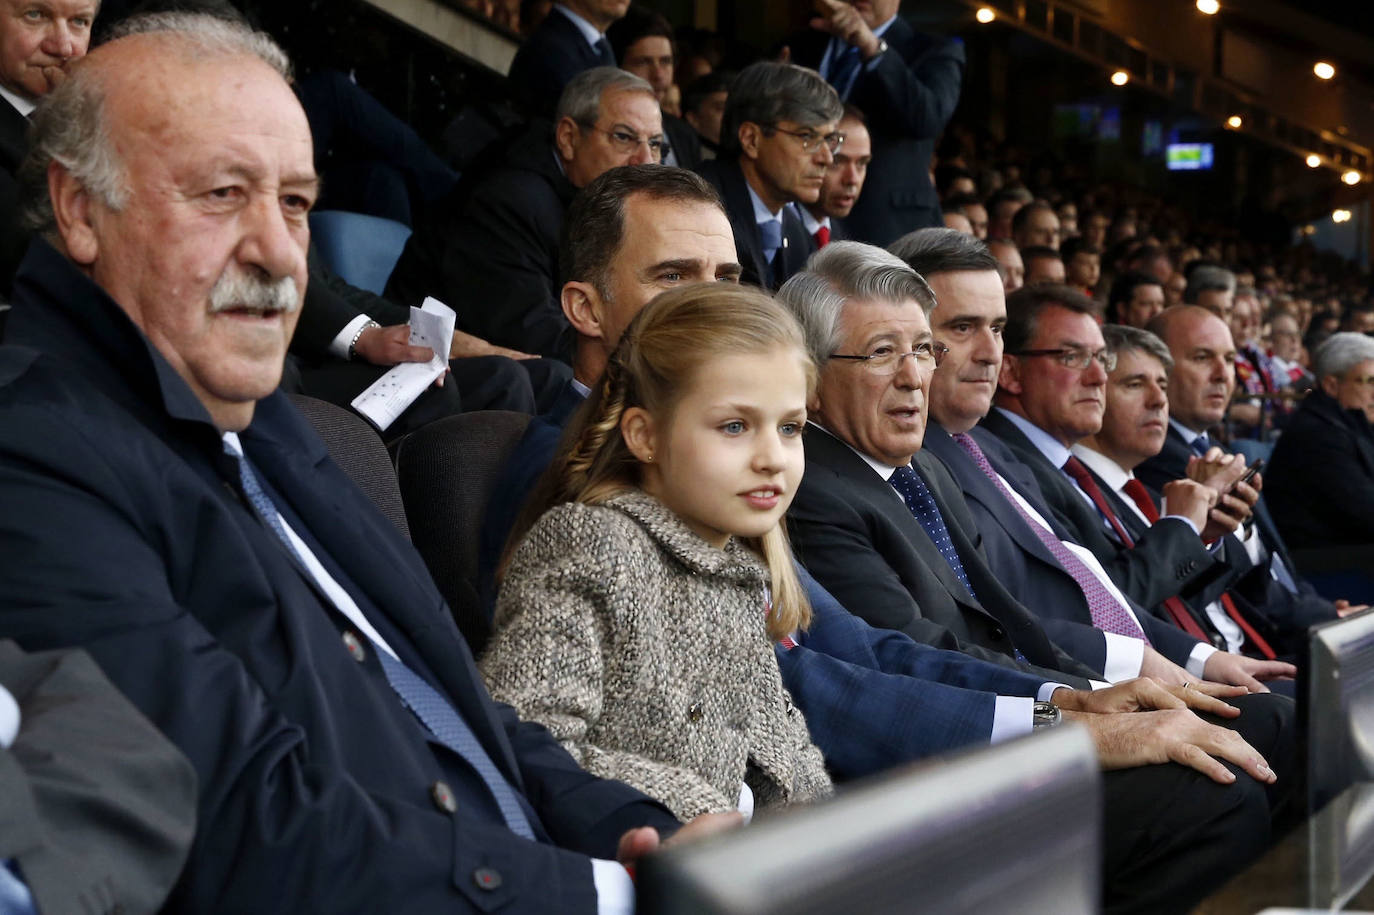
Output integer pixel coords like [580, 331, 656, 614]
[951, 433, 1148, 642]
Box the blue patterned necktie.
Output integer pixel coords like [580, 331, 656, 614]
[593, 36, 615, 66]
[889, 464, 978, 601]
[758, 217, 783, 264]
[227, 444, 537, 840]
[827, 43, 863, 99]
[1190, 432, 1210, 457]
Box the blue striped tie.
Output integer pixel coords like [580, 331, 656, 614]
[228, 445, 537, 840]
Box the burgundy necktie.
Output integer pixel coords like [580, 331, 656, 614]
[951, 433, 1147, 641]
[1121, 478, 1277, 660]
[814, 225, 831, 248]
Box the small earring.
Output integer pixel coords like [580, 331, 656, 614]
[645, 453, 654, 463]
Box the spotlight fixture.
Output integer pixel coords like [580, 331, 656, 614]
[1306, 154, 1322, 168]
[1196, 0, 1220, 13]
[1314, 62, 1336, 80]
[975, 7, 995, 23]
[1343, 170, 1362, 186]
[1333, 209, 1352, 223]
[1110, 70, 1129, 86]
[1226, 115, 1243, 129]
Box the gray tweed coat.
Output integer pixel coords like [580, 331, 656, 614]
[482, 490, 833, 822]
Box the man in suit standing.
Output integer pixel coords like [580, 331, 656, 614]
[606, 5, 701, 169]
[693, 61, 841, 291]
[385, 67, 664, 362]
[890, 228, 1242, 686]
[798, 106, 871, 249]
[0, 0, 98, 295]
[0, 15, 732, 911]
[507, 0, 628, 117]
[788, 0, 964, 246]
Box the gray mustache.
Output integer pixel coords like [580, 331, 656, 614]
[208, 269, 300, 315]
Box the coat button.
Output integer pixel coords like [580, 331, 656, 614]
[473, 867, 502, 891]
[687, 703, 703, 723]
[342, 631, 366, 662]
[431, 780, 457, 813]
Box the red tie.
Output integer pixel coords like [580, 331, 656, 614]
[814, 225, 830, 248]
[1121, 478, 1278, 660]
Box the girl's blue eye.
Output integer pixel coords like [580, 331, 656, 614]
[722, 420, 745, 434]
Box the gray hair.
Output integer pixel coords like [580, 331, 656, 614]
[719, 61, 842, 158]
[1184, 265, 1236, 303]
[1314, 332, 1374, 381]
[777, 240, 936, 366]
[1102, 323, 1174, 372]
[555, 66, 656, 125]
[888, 227, 1000, 277]
[21, 12, 292, 235]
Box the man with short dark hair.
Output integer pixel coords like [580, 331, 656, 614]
[987, 236, 1022, 293]
[1012, 200, 1060, 251]
[1184, 264, 1236, 322]
[607, 5, 700, 168]
[694, 60, 841, 290]
[1021, 245, 1064, 286]
[386, 67, 664, 362]
[800, 106, 870, 248]
[1061, 236, 1100, 297]
[1109, 271, 1165, 328]
[944, 191, 987, 240]
[680, 69, 730, 157]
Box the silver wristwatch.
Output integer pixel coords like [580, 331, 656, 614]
[1032, 701, 1063, 729]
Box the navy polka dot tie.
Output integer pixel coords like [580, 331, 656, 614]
[889, 464, 978, 601]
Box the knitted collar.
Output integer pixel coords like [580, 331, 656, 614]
[603, 490, 768, 585]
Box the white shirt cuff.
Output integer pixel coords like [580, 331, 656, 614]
[592, 859, 635, 915]
[1038, 681, 1072, 702]
[0, 685, 18, 749]
[1186, 643, 1219, 678]
[1101, 632, 1147, 682]
[328, 314, 373, 360]
[990, 695, 1035, 743]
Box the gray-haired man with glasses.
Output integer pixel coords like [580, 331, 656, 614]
[694, 61, 843, 290]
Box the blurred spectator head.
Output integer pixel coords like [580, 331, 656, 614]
[560, 164, 737, 383]
[561, 0, 631, 31]
[996, 283, 1107, 446]
[1164, 270, 1187, 308]
[888, 227, 1005, 433]
[682, 69, 731, 147]
[1340, 304, 1374, 335]
[1060, 237, 1100, 291]
[1094, 324, 1175, 468]
[1183, 264, 1236, 322]
[1080, 209, 1109, 249]
[1269, 312, 1302, 363]
[608, 5, 675, 106]
[814, 106, 869, 221]
[1147, 306, 1237, 432]
[554, 67, 663, 188]
[1021, 245, 1065, 286]
[1126, 244, 1171, 285]
[1230, 286, 1261, 347]
[1056, 200, 1079, 239]
[0, 0, 98, 102]
[721, 61, 843, 207]
[1314, 332, 1374, 423]
[987, 238, 1023, 294]
[942, 206, 972, 235]
[777, 241, 937, 466]
[1012, 201, 1060, 251]
[944, 192, 987, 240]
[935, 164, 975, 200]
[987, 187, 1029, 240]
[1108, 271, 1165, 329]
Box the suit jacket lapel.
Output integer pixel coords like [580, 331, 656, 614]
[0, 99, 27, 176]
[714, 160, 769, 288]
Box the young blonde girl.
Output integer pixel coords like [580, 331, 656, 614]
[481, 283, 832, 822]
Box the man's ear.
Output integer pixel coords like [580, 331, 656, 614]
[1321, 373, 1341, 400]
[554, 117, 580, 164]
[49, 161, 98, 266]
[620, 405, 657, 464]
[997, 353, 1023, 396]
[737, 121, 762, 161]
[562, 281, 606, 340]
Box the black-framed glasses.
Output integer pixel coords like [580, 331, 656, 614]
[830, 341, 949, 374]
[578, 122, 671, 160]
[766, 124, 845, 154]
[1011, 347, 1117, 372]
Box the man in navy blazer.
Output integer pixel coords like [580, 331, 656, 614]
[507, 0, 626, 118]
[786, 0, 963, 246]
[693, 61, 841, 290]
[0, 18, 741, 912]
